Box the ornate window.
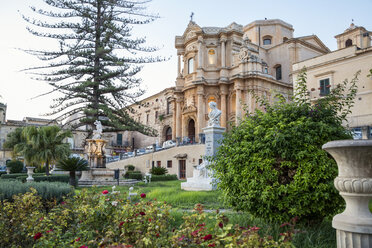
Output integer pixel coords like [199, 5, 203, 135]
[208, 49, 216, 65]
[188, 58, 194, 74]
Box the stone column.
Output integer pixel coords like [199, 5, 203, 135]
[197, 86, 205, 141]
[177, 54, 182, 78]
[221, 38, 226, 68]
[322, 140, 372, 248]
[198, 37, 203, 68]
[235, 82, 242, 123]
[176, 98, 182, 144]
[172, 100, 177, 140]
[220, 84, 228, 128]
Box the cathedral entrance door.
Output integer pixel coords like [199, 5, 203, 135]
[188, 119, 195, 143]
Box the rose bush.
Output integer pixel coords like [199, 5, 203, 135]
[0, 187, 294, 247]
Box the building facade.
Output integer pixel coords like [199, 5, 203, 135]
[292, 23, 372, 139]
[128, 19, 329, 147]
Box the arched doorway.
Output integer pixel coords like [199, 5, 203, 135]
[188, 119, 195, 143]
[165, 127, 172, 141]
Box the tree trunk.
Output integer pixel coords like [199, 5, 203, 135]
[45, 160, 50, 176]
[69, 171, 76, 187]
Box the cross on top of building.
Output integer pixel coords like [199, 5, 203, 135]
[190, 12, 194, 22]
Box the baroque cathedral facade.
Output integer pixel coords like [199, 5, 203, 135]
[127, 19, 330, 148]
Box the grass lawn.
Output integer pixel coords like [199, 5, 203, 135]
[77, 180, 338, 247]
[76, 180, 225, 209]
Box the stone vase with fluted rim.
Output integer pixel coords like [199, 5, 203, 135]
[322, 139, 372, 248]
[26, 166, 35, 182]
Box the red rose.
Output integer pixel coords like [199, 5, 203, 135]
[148, 218, 152, 222]
[119, 221, 124, 227]
[46, 229, 53, 233]
[102, 190, 109, 195]
[60, 201, 66, 205]
[202, 234, 212, 241]
[218, 222, 223, 228]
[80, 246, 88, 248]
[208, 244, 216, 247]
[140, 193, 146, 198]
[251, 226, 260, 231]
[156, 233, 160, 237]
[33, 232, 42, 240]
[75, 237, 81, 242]
[139, 211, 146, 216]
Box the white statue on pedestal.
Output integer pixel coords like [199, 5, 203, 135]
[92, 120, 103, 139]
[207, 102, 221, 127]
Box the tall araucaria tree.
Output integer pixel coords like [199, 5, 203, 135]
[21, 0, 163, 136]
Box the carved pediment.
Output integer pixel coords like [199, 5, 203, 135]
[182, 104, 197, 114]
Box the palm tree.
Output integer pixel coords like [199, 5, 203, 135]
[56, 157, 88, 187]
[34, 126, 72, 176]
[20, 126, 71, 175]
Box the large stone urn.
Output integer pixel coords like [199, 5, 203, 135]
[322, 140, 372, 248]
[26, 166, 35, 182]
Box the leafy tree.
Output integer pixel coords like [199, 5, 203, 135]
[22, 0, 162, 136]
[210, 69, 359, 223]
[3, 128, 24, 158]
[6, 160, 24, 173]
[56, 157, 88, 187]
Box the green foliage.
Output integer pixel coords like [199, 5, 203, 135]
[6, 160, 24, 173]
[56, 157, 88, 187]
[150, 166, 168, 175]
[211, 68, 359, 223]
[3, 127, 24, 158]
[0, 181, 73, 201]
[1, 173, 45, 179]
[126, 171, 143, 180]
[21, 0, 162, 136]
[151, 174, 178, 181]
[0, 172, 6, 177]
[125, 164, 135, 171]
[0, 188, 293, 247]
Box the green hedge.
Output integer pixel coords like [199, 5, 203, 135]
[0, 181, 73, 201]
[15, 175, 71, 183]
[7, 160, 24, 173]
[151, 174, 178, 181]
[126, 171, 142, 180]
[1, 173, 45, 180]
[0, 172, 6, 177]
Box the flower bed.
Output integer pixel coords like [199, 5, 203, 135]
[0, 186, 294, 247]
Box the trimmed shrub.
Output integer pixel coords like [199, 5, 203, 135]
[125, 171, 142, 180]
[7, 160, 24, 173]
[1, 173, 45, 180]
[211, 69, 359, 223]
[0, 180, 73, 201]
[151, 174, 178, 181]
[0, 171, 6, 177]
[150, 166, 168, 175]
[15, 175, 72, 183]
[125, 164, 135, 171]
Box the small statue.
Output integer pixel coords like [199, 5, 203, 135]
[92, 120, 103, 139]
[207, 102, 221, 127]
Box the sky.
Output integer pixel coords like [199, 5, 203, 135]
[1, 0, 372, 120]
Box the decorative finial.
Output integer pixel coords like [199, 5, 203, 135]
[190, 12, 194, 22]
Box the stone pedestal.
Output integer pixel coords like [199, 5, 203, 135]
[79, 139, 119, 186]
[181, 126, 225, 191]
[26, 167, 35, 182]
[323, 140, 372, 248]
